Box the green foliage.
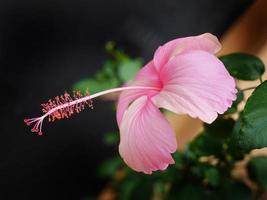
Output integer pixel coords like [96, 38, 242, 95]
[80, 196, 96, 200]
[205, 117, 235, 138]
[233, 81, 267, 152]
[204, 167, 220, 187]
[118, 59, 143, 82]
[247, 156, 267, 189]
[73, 77, 119, 94]
[98, 158, 123, 178]
[221, 180, 253, 200]
[103, 132, 119, 145]
[169, 183, 212, 200]
[188, 131, 224, 157]
[118, 176, 154, 200]
[224, 89, 244, 114]
[219, 53, 265, 80]
[73, 42, 143, 94]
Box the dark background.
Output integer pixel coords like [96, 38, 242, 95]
[0, 0, 253, 199]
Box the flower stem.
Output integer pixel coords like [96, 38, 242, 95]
[259, 76, 263, 83]
[241, 86, 257, 92]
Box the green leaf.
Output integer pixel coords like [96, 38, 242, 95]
[189, 131, 224, 157]
[105, 41, 116, 53]
[204, 167, 220, 187]
[235, 81, 267, 151]
[119, 179, 138, 200]
[173, 151, 185, 169]
[189, 163, 221, 188]
[72, 78, 119, 94]
[80, 196, 96, 200]
[169, 184, 213, 200]
[247, 156, 267, 189]
[221, 180, 253, 200]
[118, 59, 142, 82]
[220, 53, 265, 80]
[224, 90, 244, 114]
[119, 178, 153, 200]
[103, 132, 119, 145]
[153, 181, 168, 200]
[204, 117, 235, 138]
[227, 119, 246, 161]
[98, 158, 123, 178]
[203, 118, 246, 160]
[102, 60, 116, 78]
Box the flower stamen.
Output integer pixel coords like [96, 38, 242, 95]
[24, 90, 93, 135]
[24, 86, 159, 135]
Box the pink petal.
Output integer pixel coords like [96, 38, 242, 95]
[153, 33, 221, 71]
[116, 88, 151, 125]
[135, 61, 160, 83]
[153, 50, 237, 124]
[119, 96, 177, 174]
[116, 61, 161, 125]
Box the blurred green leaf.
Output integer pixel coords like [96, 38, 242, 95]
[80, 196, 96, 200]
[103, 132, 119, 145]
[98, 158, 123, 178]
[72, 44, 144, 97]
[130, 181, 153, 200]
[152, 162, 184, 184]
[102, 60, 116, 77]
[153, 181, 168, 199]
[119, 177, 153, 200]
[221, 180, 253, 200]
[234, 81, 267, 152]
[105, 41, 116, 53]
[205, 167, 220, 187]
[169, 184, 213, 200]
[204, 117, 235, 138]
[189, 131, 224, 157]
[118, 59, 142, 82]
[189, 163, 221, 187]
[119, 179, 138, 200]
[227, 119, 246, 161]
[220, 53, 265, 80]
[173, 151, 185, 169]
[183, 147, 198, 161]
[247, 156, 267, 189]
[224, 90, 244, 114]
[73, 78, 119, 94]
[105, 41, 129, 61]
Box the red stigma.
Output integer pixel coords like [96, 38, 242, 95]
[24, 90, 93, 135]
[42, 90, 93, 122]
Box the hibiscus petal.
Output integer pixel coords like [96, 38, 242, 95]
[117, 61, 161, 125]
[116, 88, 150, 125]
[135, 61, 159, 82]
[153, 33, 221, 71]
[153, 50, 237, 123]
[119, 96, 177, 174]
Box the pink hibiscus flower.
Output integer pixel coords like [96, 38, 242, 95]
[25, 33, 237, 174]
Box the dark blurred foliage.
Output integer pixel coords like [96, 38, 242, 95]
[0, 0, 253, 199]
